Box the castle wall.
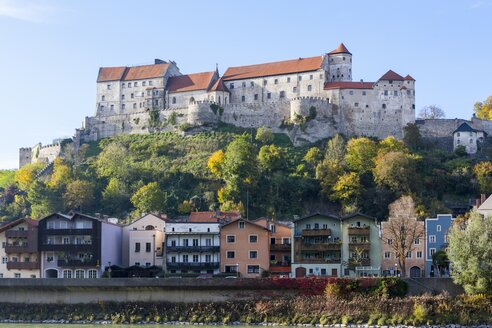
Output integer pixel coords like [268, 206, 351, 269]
[168, 90, 210, 109]
[220, 101, 291, 128]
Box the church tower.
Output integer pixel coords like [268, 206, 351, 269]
[327, 43, 352, 82]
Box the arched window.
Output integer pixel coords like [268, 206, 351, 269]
[189, 97, 195, 104]
[145, 225, 155, 230]
[218, 96, 221, 104]
[63, 270, 72, 278]
[75, 269, 85, 279]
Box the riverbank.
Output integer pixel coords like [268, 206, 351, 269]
[0, 294, 490, 326]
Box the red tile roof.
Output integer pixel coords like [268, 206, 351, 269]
[379, 70, 404, 81]
[167, 71, 216, 93]
[188, 211, 241, 223]
[328, 43, 351, 55]
[97, 66, 127, 82]
[209, 77, 230, 92]
[404, 74, 415, 81]
[97, 63, 170, 82]
[123, 63, 170, 81]
[324, 81, 374, 90]
[222, 56, 324, 81]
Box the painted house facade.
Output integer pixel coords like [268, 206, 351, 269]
[255, 218, 292, 276]
[38, 213, 122, 278]
[122, 214, 166, 268]
[165, 221, 220, 274]
[0, 218, 39, 278]
[220, 218, 270, 278]
[425, 214, 454, 277]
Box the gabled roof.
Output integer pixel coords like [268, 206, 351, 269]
[97, 63, 170, 82]
[188, 211, 241, 223]
[167, 71, 217, 93]
[222, 56, 324, 81]
[97, 66, 126, 82]
[340, 212, 379, 222]
[453, 122, 479, 134]
[324, 81, 374, 90]
[293, 212, 339, 222]
[378, 70, 404, 81]
[126, 213, 167, 227]
[328, 43, 351, 55]
[220, 218, 269, 231]
[0, 217, 37, 233]
[404, 74, 415, 81]
[209, 77, 230, 93]
[478, 195, 492, 211]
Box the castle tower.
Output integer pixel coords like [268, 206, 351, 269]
[327, 43, 352, 82]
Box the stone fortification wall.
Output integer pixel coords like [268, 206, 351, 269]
[416, 118, 468, 151]
[220, 100, 291, 128]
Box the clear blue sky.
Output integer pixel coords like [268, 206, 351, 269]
[1, 0, 491, 169]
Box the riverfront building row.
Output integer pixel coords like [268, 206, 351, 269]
[0, 206, 466, 279]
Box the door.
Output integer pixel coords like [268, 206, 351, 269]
[331, 268, 338, 277]
[295, 266, 306, 278]
[410, 266, 422, 278]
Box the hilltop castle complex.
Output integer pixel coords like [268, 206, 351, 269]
[31, 42, 492, 168]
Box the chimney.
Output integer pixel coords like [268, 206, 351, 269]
[94, 213, 101, 219]
[360, 79, 364, 83]
[154, 59, 167, 64]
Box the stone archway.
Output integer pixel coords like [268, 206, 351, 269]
[45, 269, 58, 278]
[409, 266, 422, 278]
[295, 266, 306, 278]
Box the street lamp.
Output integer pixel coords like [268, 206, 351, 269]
[394, 263, 398, 277]
[236, 263, 239, 278]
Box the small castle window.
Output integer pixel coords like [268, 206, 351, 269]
[241, 95, 245, 102]
[279, 91, 285, 98]
[250, 81, 254, 87]
[412, 104, 415, 109]
[407, 90, 411, 96]
[242, 82, 246, 87]
[354, 103, 359, 107]
[121, 83, 125, 88]
[107, 84, 111, 90]
[343, 57, 346, 61]
[298, 76, 302, 81]
[349, 90, 354, 95]
[154, 99, 159, 106]
[131, 93, 134, 99]
[142, 81, 146, 86]
[139, 103, 142, 108]
[365, 105, 369, 108]
[382, 104, 386, 109]
[263, 80, 267, 86]
[309, 74, 313, 80]
[330, 58, 334, 62]
[393, 90, 398, 96]
[134, 82, 138, 87]
[457, 132, 460, 137]
[100, 105, 105, 110]
[384, 90, 388, 96]
[332, 75, 335, 79]
[307, 85, 312, 91]
[121, 95, 125, 100]
[320, 74, 323, 79]
[457, 139, 460, 144]
[254, 94, 258, 101]
[121, 104, 125, 110]
[141, 92, 144, 97]
[149, 81, 153, 86]
[362, 91, 366, 96]
[274, 79, 279, 85]
[230, 83, 234, 89]
[133, 103, 137, 109]
[287, 77, 291, 83]
[128, 82, 131, 88]
[293, 87, 297, 92]
[172, 97, 176, 104]
[110, 104, 114, 110]
[267, 93, 271, 99]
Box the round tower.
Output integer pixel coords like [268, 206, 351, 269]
[327, 43, 352, 82]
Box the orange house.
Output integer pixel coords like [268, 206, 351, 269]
[220, 218, 270, 278]
[255, 218, 292, 276]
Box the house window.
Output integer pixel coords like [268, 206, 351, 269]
[241, 95, 245, 102]
[171, 256, 176, 263]
[2, 257, 7, 264]
[107, 84, 111, 90]
[249, 235, 258, 243]
[182, 255, 189, 263]
[239, 221, 245, 229]
[110, 104, 114, 110]
[362, 91, 367, 96]
[149, 81, 153, 86]
[193, 239, 199, 246]
[407, 90, 411, 96]
[306, 224, 311, 229]
[193, 255, 199, 262]
[320, 74, 323, 79]
[354, 103, 359, 107]
[1, 242, 5, 248]
[263, 80, 267, 86]
[470, 138, 474, 144]
[133, 103, 136, 109]
[146, 242, 151, 252]
[384, 90, 388, 96]
[406, 251, 412, 258]
[415, 238, 420, 245]
[121, 95, 125, 100]
[183, 239, 189, 246]
[75, 270, 85, 279]
[298, 76, 302, 81]
[254, 94, 258, 101]
[247, 265, 260, 274]
[227, 235, 236, 243]
[134, 82, 138, 87]
[412, 104, 415, 109]
[242, 82, 246, 87]
[230, 83, 234, 89]
[205, 254, 211, 262]
[417, 251, 423, 258]
[135, 242, 141, 252]
[122, 83, 125, 88]
[135, 262, 140, 266]
[128, 82, 131, 87]
[279, 91, 285, 98]
[88, 269, 97, 278]
[205, 238, 212, 246]
[267, 93, 271, 99]
[63, 270, 72, 278]
[270, 224, 276, 233]
[436, 225, 441, 232]
[14, 273, 21, 278]
[429, 235, 436, 243]
[226, 251, 235, 259]
[171, 240, 177, 247]
[283, 237, 291, 245]
[382, 104, 386, 109]
[384, 252, 391, 259]
[249, 251, 258, 259]
[429, 248, 436, 256]
[387, 239, 393, 245]
[142, 81, 146, 86]
[307, 85, 312, 91]
[274, 79, 278, 84]
[131, 93, 134, 99]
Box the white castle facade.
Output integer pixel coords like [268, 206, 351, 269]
[20, 43, 417, 167]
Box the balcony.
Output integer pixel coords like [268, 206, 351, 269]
[44, 228, 93, 235]
[5, 230, 28, 238]
[166, 246, 220, 253]
[348, 226, 370, 236]
[349, 243, 371, 251]
[39, 243, 94, 252]
[5, 243, 36, 254]
[300, 243, 341, 251]
[301, 229, 331, 237]
[7, 261, 39, 270]
[294, 258, 341, 264]
[348, 258, 371, 267]
[270, 243, 291, 251]
[166, 262, 220, 270]
[57, 259, 98, 267]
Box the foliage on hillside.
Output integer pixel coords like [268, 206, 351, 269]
[0, 126, 489, 222]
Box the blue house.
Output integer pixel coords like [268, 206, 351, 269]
[425, 214, 454, 277]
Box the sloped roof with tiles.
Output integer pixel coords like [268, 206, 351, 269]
[167, 71, 216, 93]
[222, 56, 324, 81]
[378, 70, 405, 81]
[324, 81, 374, 90]
[328, 43, 352, 55]
[97, 66, 127, 82]
[188, 211, 241, 223]
[97, 63, 170, 82]
[209, 77, 230, 92]
[404, 74, 415, 81]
